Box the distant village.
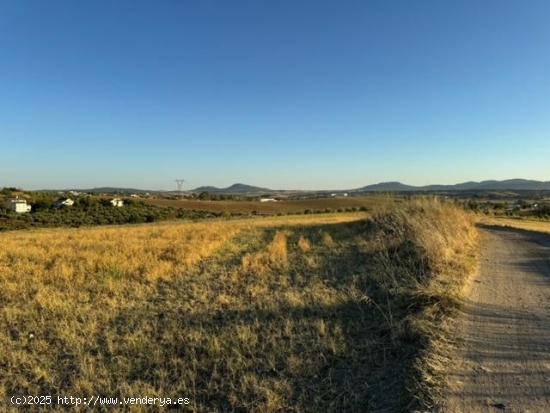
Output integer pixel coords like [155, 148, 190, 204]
[4, 195, 125, 214]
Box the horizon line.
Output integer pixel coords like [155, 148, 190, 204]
[7, 177, 550, 192]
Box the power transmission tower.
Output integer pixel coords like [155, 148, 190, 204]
[175, 179, 185, 196]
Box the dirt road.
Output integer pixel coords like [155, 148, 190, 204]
[444, 226, 550, 413]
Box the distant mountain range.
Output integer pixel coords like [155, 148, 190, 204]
[193, 179, 550, 193]
[192, 183, 272, 194]
[356, 179, 550, 192]
[37, 179, 550, 194]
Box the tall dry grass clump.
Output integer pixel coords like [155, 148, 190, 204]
[297, 235, 311, 253]
[372, 197, 477, 288]
[241, 231, 289, 274]
[370, 198, 478, 410]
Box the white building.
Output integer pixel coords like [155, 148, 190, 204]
[5, 198, 32, 213]
[260, 198, 277, 203]
[110, 198, 124, 207]
[56, 198, 75, 208]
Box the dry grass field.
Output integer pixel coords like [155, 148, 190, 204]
[0, 200, 477, 412]
[480, 216, 550, 234]
[145, 195, 393, 215]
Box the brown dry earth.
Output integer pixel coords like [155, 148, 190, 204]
[444, 227, 550, 413]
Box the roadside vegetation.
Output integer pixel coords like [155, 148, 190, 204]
[0, 199, 477, 412]
[480, 216, 550, 235]
[465, 198, 550, 219]
[464, 197, 550, 234]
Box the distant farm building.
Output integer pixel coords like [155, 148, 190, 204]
[260, 198, 277, 203]
[56, 198, 75, 208]
[4, 198, 32, 213]
[110, 198, 124, 207]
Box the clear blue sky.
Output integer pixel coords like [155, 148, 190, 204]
[1, 0, 549, 190]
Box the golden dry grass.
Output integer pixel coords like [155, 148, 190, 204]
[0, 213, 366, 411]
[297, 235, 311, 253]
[479, 216, 550, 234]
[0, 201, 477, 412]
[387, 200, 479, 410]
[241, 231, 289, 275]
